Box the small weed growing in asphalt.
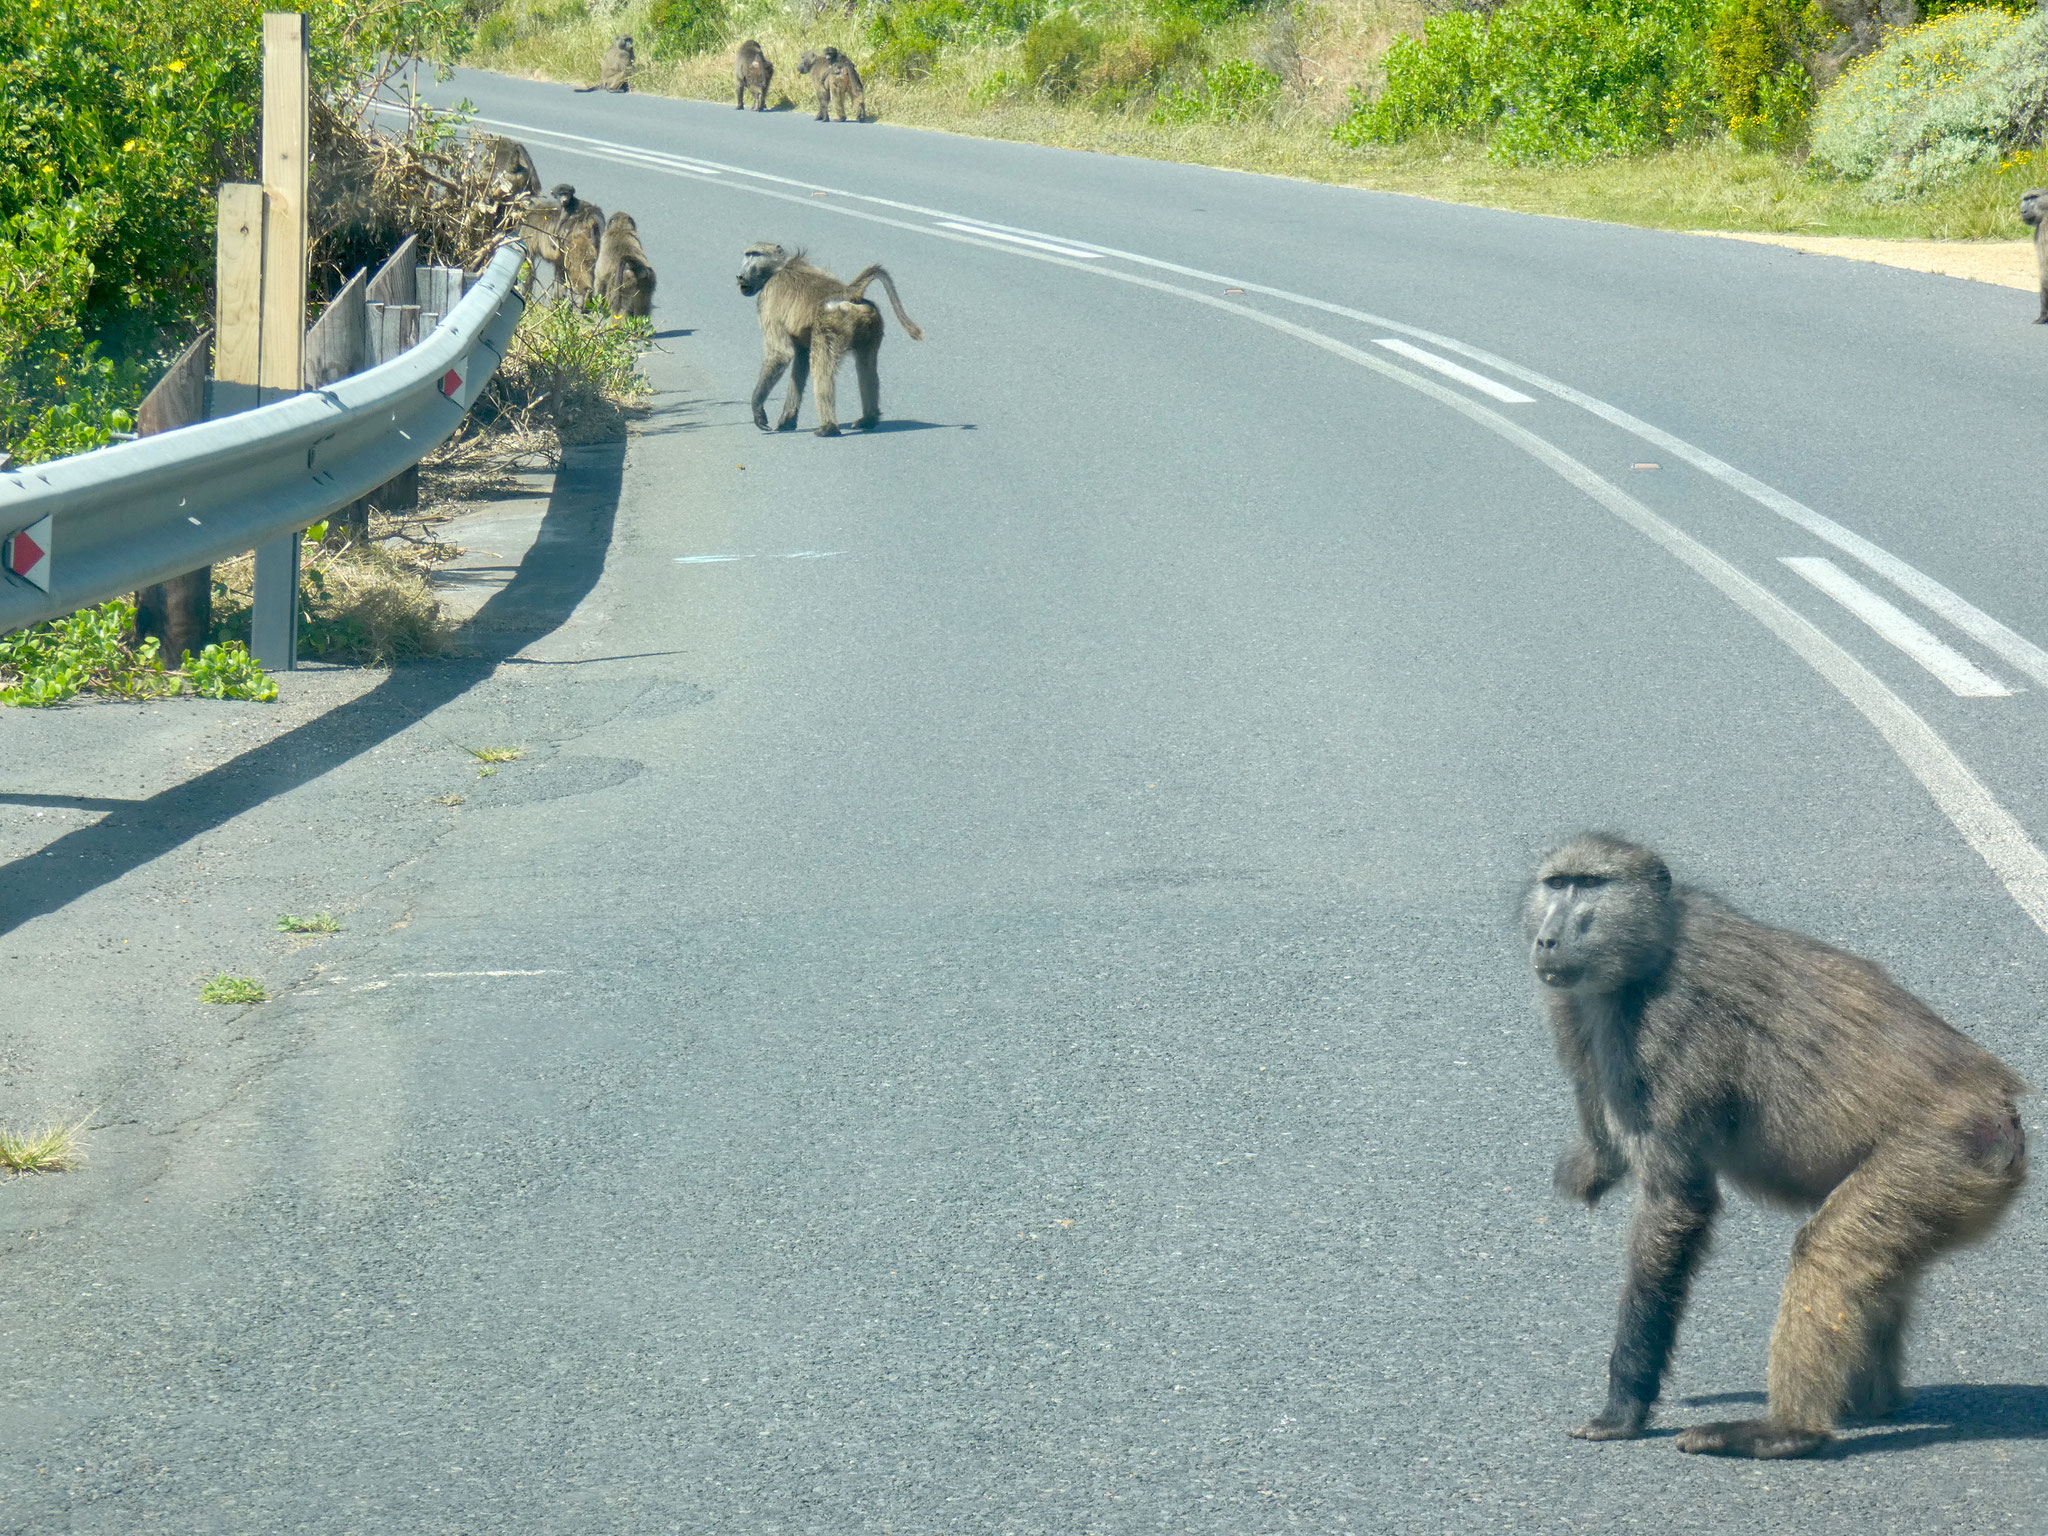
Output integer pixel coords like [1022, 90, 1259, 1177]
[199, 974, 267, 1005]
[276, 912, 342, 934]
[467, 745, 524, 762]
[0, 1118, 88, 1173]
[432, 793, 465, 806]
[477, 765, 497, 778]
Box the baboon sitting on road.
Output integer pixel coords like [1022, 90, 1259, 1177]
[2021, 187, 2047, 323]
[736, 243, 924, 436]
[1525, 834, 2027, 1459]
[575, 35, 636, 91]
[735, 40, 775, 110]
[596, 211, 656, 317]
[799, 46, 866, 121]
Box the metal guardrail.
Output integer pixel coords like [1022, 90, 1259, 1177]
[0, 242, 527, 636]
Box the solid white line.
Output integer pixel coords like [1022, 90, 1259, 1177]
[1373, 340, 1535, 403]
[1782, 558, 2017, 698]
[466, 112, 2048, 936]
[934, 222, 1104, 259]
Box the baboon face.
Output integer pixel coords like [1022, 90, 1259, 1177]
[1524, 834, 1673, 990]
[2022, 187, 2046, 228]
[737, 243, 790, 297]
[824, 46, 844, 64]
[799, 49, 820, 73]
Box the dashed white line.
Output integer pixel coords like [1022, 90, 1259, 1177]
[1782, 558, 2017, 698]
[1373, 340, 1535, 403]
[935, 222, 1105, 259]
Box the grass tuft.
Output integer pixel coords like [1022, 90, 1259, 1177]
[468, 745, 525, 762]
[0, 1118, 89, 1173]
[199, 974, 268, 1005]
[276, 912, 343, 934]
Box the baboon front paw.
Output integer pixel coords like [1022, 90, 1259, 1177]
[1675, 1419, 1828, 1459]
[1569, 1411, 1649, 1441]
[814, 424, 842, 437]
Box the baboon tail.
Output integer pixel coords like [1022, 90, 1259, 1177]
[846, 265, 925, 341]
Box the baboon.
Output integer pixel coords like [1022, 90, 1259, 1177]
[735, 39, 775, 110]
[575, 35, 636, 91]
[525, 184, 604, 299]
[736, 242, 924, 436]
[799, 46, 866, 121]
[1525, 834, 2027, 1459]
[2021, 187, 2047, 323]
[595, 211, 657, 317]
[475, 134, 540, 197]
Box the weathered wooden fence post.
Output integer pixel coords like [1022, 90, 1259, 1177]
[304, 267, 370, 545]
[364, 234, 422, 514]
[131, 330, 213, 661]
[251, 9, 308, 674]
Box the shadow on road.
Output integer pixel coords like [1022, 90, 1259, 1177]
[0, 437, 626, 940]
[1677, 1384, 2048, 1455]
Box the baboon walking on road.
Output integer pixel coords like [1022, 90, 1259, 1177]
[799, 46, 866, 121]
[2021, 187, 2048, 322]
[574, 35, 636, 91]
[736, 242, 924, 435]
[1525, 834, 2027, 1459]
[735, 40, 775, 110]
[595, 211, 656, 317]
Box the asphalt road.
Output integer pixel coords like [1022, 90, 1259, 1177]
[2, 73, 2046, 1533]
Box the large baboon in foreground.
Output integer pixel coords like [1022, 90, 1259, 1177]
[735, 39, 775, 110]
[1525, 833, 2026, 1459]
[736, 243, 924, 436]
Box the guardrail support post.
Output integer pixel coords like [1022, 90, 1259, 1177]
[252, 9, 309, 673]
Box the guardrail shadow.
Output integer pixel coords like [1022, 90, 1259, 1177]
[0, 437, 626, 940]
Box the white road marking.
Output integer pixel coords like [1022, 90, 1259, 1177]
[465, 113, 2048, 938]
[1373, 340, 1535, 403]
[1782, 558, 2017, 698]
[675, 551, 841, 563]
[934, 222, 1105, 259]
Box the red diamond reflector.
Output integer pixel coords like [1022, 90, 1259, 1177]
[440, 367, 463, 398]
[4, 514, 50, 590]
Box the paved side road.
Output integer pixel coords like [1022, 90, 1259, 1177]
[0, 78, 2043, 1534]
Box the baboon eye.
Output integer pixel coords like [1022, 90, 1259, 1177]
[1543, 873, 1610, 891]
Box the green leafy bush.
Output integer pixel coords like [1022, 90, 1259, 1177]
[1023, 13, 1105, 97]
[1705, 0, 1838, 149]
[1334, 0, 1720, 163]
[476, 10, 516, 49]
[647, 0, 728, 60]
[1809, 8, 2048, 199]
[0, 598, 275, 705]
[868, 0, 973, 80]
[1151, 58, 1280, 122]
[1089, 15, 1205, 106]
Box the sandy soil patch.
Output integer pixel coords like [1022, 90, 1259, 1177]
[1695, 231, 2040, 291]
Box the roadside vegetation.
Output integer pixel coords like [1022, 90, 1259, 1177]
[0, 0, 650, 703]
[0, 1118, 89, 1174]
[469, 0, 2048, 238]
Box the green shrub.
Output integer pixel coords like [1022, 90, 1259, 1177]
[1809, 8, 2048, 199]
[476, 11, 516, 49]
[1152, 58, 1281, 122]
[1705, 0, 1838, 149]
[647, 0, 728, 59]
[184, 639, 279, 700]
[970, 67, 1029, 103]
[1023, 13, 1105, 97]
[868, 0, 973, 80]
[1087, 15, 1205, 105]
[1333, 0, 1719, 163]
[1144, 0, 1266, 26]
[0, 597, 276, 705]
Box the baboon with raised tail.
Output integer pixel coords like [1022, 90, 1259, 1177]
[735, 39, 775, 110]
[736, 242, 925, 436]
[1524, 833, 2027, 1459]
[799, 46, 866, 121]
[2021, 187, 2048, 323]
[595, 211, 657, 317]
[574, 35, 636, 91]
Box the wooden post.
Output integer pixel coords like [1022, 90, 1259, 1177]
[210, 184, 266, 420]
[132, 330, 215, 662]
[305, 268, 372, 545]
[365, 301, 421, 512]
[253, 9, 309, 674]
[365, 233, 419, 307]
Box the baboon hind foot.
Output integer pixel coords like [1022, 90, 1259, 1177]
[855, 411, 880, 430]
[814, 423, 842, 437]
[1675, 1419, 1829, 1459]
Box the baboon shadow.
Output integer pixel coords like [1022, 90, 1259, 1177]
[649, 328, 694, 340]
[859, 419, 971, 433]
[1676, 1386, 2048, 1456]
[0, 438, 627, 939]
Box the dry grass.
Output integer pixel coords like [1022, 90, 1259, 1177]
[468, 0, 2048, 242]
[0, 1118, 88, 1174]
[211, 520, 451, 666]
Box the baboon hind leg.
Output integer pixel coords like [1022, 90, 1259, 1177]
[1678, 1139, 2018, 1459]
[811, 339, 846, 436]
[776, 342, 811, 432]
[853, 338, 881, 429]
